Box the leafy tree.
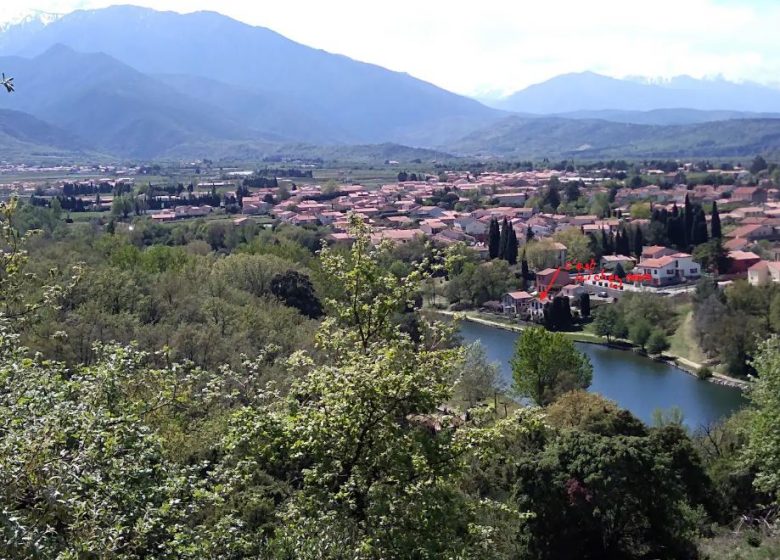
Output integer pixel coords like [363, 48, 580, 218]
[592, 305, 628, 343]
[270, 269, 324, 319]
[511, 327, 593, 405]
[512, 426, 701, 560]
[554, 227, 593, 265]
[322, 178, 339, 195]
[750, 155, 768, 175]
[629, 202, 651, 219]
[646, 329, 670, 355]
[453, 342, 502, 406]
[744, 336, 780, 500]
[629, 318, 652, 350]
[526, 239, 560, 271]
[693, 238, 730, 274]
[265, 216, 539, 556]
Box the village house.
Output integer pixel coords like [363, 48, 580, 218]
[370, 229, 425, 245]
[535, 268, 571, 292]
[641, 245, 677, 260]
[600, 255, 636, 271]
[502, 291, 534, 315]
[727, 251, 762, 274]
[732, 186, 768, 204]
[634, 253, 701, 286]
[726, 223, 776, 242]
[560, 284, 585, 299]
[748, 260, 780, 286]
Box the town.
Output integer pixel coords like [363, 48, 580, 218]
[9, 158, 780, 325]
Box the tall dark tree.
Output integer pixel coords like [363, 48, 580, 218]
[600, 229, 613, 255]
[543, 181, 562, 210]
[710, 201, 722, 239]
[526, 225, 534, 243]
[690, 207, 709, 246]
[505, 224, 519, 265]
[498, 218, 509, 261]
[616, 226, 631, 256]
[270, 270, 324, 319]
[565, 181, 581, 203]
[579, 292, 591, 318]
[684, 194, 693, 244]
[488, 218, 500, 259]
[633, 226, 644, 259]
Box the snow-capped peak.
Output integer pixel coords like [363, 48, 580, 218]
[0, 9, 63, 33]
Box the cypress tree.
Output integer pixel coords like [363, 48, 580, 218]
[633, 225, 644, 259]
[691, 207, 709, 246]
[711, 201, 722, 239]
[488, 218, 500, 259]
[617, 226, 631, 256]
[526, 225, 534, 243]
[684, 194, 693, 241]
[579, 292, 591, 318]
[521, 251, 530, 281]
[506, 224, 519, 264]
[498, 218, 509, 261]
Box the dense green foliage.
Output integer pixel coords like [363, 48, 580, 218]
[511, 327, 593, 405]
[2, 202, 780, 558]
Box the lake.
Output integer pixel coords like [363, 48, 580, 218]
[458, 320, 747, 429]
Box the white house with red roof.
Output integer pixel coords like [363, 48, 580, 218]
[635, 252, 701, 286]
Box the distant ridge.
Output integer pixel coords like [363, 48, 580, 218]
[491, 72, 780, 114]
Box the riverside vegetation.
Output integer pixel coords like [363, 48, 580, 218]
[2, 204, 780, 558]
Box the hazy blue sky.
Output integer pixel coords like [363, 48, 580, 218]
[2, 0, 779, 96]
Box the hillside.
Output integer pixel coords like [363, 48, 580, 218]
[448, 116, 780, 159]
[0, 107, 95, 160]
[0, 5, 503, 146]
[0, 45, 279, 159]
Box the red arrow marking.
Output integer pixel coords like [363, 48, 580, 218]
[539, 266, 561, 302]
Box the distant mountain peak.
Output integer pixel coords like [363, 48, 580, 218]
[0, 9, 62, 33]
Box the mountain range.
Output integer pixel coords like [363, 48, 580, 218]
[0, 6, 779, 161]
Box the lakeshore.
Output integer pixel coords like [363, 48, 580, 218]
[429, 309, 750, 391]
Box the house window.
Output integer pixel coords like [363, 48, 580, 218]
[667, 269, 674, 274]
[690, 268, 697, 274]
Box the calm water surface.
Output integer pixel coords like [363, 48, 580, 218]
[458, 320, 747, 429]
